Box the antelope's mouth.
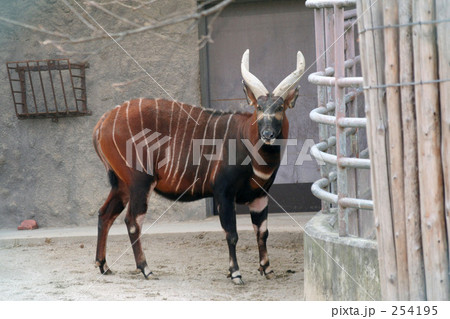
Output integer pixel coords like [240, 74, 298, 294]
[261, 137, 276, 145]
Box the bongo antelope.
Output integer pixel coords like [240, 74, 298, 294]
[93, 49, 305, 284]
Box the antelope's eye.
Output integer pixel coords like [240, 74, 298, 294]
[277, 106, 284, 112]
[257, 105, 263, 111]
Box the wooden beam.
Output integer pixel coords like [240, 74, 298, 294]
[436, 0, 450, 289]
[383, 0, 409, 300]
[412, 0, 449, 300]
[357, 0, 398, 300]
[398, 0, 426, 301]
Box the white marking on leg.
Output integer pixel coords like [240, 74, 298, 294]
[192, 111, 215, 195]
[129, 226, 136, 234]
[136, 214, 146, 230]
[176, 109, 204, 192]
[252, 166, 273, 180]
[259, 219, 268, 233]
[202, 114, 223, 194]
[231, 270, 241, 278]
[248, 196, 268, 213]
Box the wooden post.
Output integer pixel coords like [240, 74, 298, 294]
[398, 0, 426, 301]
[383, 0, 409, 300]
[436, 0, 450, 280]
[357, 0, 398, 300]
[412, 0, 450, 300]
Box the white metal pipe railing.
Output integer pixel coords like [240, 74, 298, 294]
[306, 0, 374, 237]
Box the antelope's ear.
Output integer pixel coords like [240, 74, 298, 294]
[243, 80, 258, 107]
[284, 87, 299, 109]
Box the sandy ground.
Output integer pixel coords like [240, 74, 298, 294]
[0, 226, 305, 301]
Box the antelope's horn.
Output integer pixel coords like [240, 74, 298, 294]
[272, 51, 305, 99]
[241, 49, 269, 99]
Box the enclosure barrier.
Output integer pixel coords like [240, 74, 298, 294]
[306, 0, 373, 238]
[303, 0, 380, 301]
[356, 0, 450, 301]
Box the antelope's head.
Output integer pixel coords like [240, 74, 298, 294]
[241, 49, 305, 145]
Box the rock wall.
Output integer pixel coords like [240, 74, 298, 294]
[0, 0, 206, 228]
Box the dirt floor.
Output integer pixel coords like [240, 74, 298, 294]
[0, 230, 304, 300]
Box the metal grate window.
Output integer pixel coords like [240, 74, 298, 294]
[6, 59, 90, 120]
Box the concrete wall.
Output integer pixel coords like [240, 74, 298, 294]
[0, 0, 206, 228]
[304, 212, 381, 300]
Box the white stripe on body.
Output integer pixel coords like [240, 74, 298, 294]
[138, 98, 144, 131]
[155, 99, 162, 164]
[211, 114, 234, 182]
[164, 101, 176, 174]
[96, 112, 110, 170]
[126, 101, 148, 174]
[201, 114, 223, 194]
[112, 103, 131, 166]
[166, 102, 183, 179]
[191, 110, 216, 195]
[175, 109, 205, 192]
[171, 106, 196, 185]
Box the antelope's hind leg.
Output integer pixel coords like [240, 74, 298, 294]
[249, 196, 274, 279]
[125, 176, 156, 279]
[95, 172, 129, 275]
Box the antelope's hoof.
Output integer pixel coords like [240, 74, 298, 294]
[229, 270, 245, 285]
[102, 268, 113, 275]
[264, 270, 275, 280]
[141, 266, 155, 280]
[259, 264, 274, 279]
[96, 260, 113, 275]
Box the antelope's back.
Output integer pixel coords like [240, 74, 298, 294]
[95, 98, 251, 198]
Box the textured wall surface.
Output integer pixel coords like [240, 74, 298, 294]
[0, 0, 206, 228]
[304, 212, 381, 301]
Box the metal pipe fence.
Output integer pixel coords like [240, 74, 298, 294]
[306, 0, 373, 238]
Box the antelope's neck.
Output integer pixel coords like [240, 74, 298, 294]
[241, 113, 289, 186]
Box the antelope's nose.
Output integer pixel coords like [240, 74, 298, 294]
[262, 129, 275, 140]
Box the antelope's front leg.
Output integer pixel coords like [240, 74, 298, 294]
[217, 195, 243, 285]
[249, 196, 274, 279]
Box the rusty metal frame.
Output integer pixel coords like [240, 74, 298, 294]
[6, 59, 90, 120]
[306, 0, 373, 237]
